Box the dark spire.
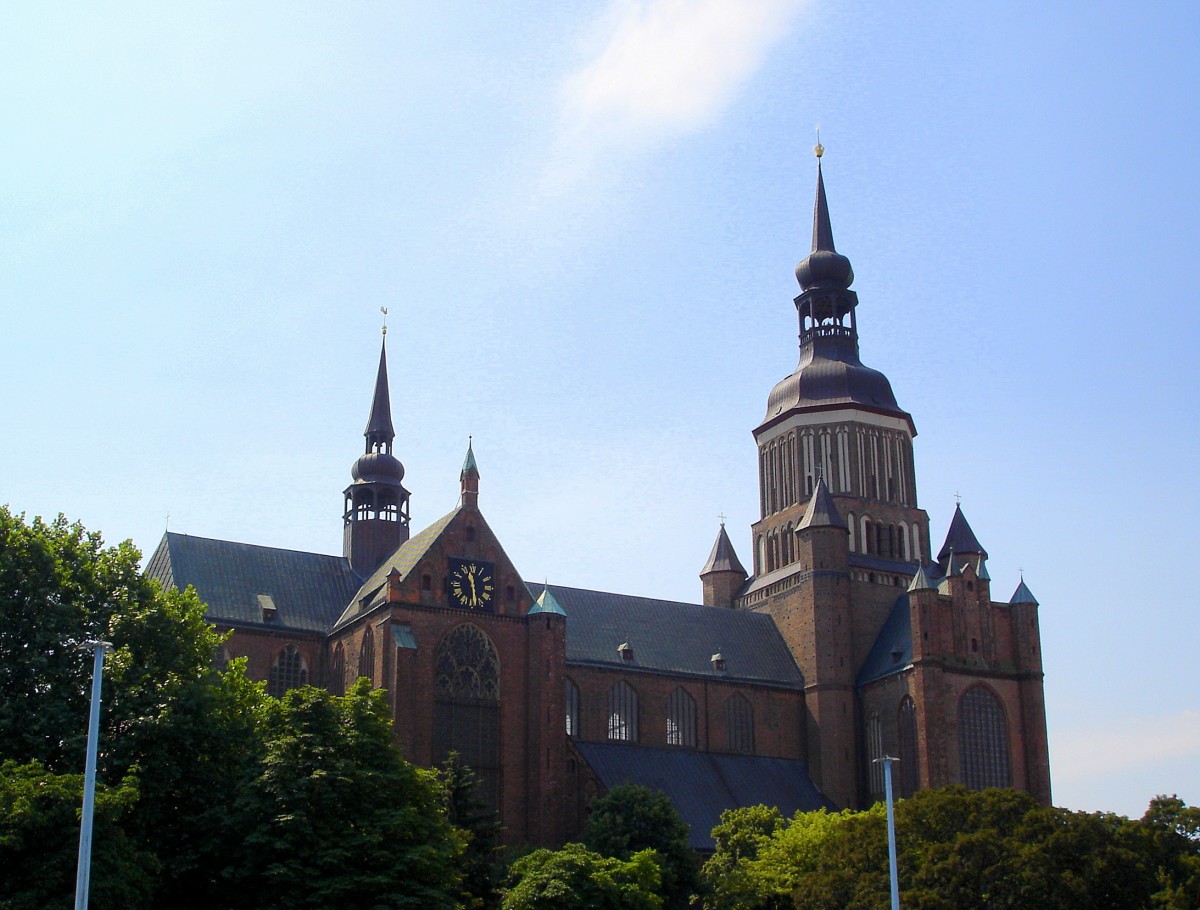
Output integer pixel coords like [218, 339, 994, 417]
[364, 337, 395, 453]
[795, 154, 854, 292]
[701, 523, 747, 576]
[798, 476, 847, 529]
[1010, 577, 1039, 605]
[937, 504, 987, 561]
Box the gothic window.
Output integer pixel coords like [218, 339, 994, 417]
[666, 687, 697, 748]
[912, 524, 922, 563]
[898, 696, 920, 798]
[862, 517, 873, 555]
[867, 712, 884, 798]
[847, 512, 857, 552]
[565, 677, 580, 737]
[330, 642, 346, 696]
[267, 645, 307, 697]
[434, 624, 501, 809]
[607, 680, 639, 742]
[899, 521, 910, 561]
[726, 694, 754, 753]
[358, 626, 375, 682]
[957, 685, 1011, 790]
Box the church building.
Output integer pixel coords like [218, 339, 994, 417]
[146, 155, 1051, 848]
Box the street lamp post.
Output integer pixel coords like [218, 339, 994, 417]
[875, 755, 901, 910]
[75, 639, 113, 910]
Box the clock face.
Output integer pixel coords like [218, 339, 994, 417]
[448, 558, 496, 610]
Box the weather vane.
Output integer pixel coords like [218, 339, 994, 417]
[814, 126, 823, 159]
[380, 306, 388, 336]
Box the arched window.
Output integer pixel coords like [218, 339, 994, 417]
[330, 642, 346, 696]
[912, 524, 922, 563]
[607, 681, 639, 742]
[957, 685, 1011, 790]
[898, 696, 920, 798]
[666, 687, 697, 748]
[267, 645, 307, 698]
[565, 677, 580, 737]
[434, 624, 501, 809]
[847, 512, 857, 552]
[899, 521, 910, 562]
[726, 694, 754, 753]
[867, 712, 884, 798]
[358, 626, 375, 682]
[862, 517, 873, 555]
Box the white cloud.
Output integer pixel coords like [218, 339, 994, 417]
[1053, 709, 1200, 782]
[547, 0, 805, 187]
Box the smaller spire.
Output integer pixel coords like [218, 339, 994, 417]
[937, 504, 987, 561]
[1010, 577, 1039, 605]
[798, 476, 846, 529]
[908, 563, 935, 592]
[975, 555, 990, 581]
[529, 583, 566, 616]
[460, 436, 479, 480]
[701, 524, 747, 576]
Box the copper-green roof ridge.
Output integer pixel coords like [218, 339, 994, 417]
[364, 337, 395, 446]
[798, 476, 846, 529]
[937, 504, 987, 560]
[700, 524, 746, 576]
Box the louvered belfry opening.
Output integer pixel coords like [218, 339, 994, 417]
[434, 624, 502, 810]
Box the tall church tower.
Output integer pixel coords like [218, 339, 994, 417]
[738, 149, 932, 807]
[343, 333, 411, 577]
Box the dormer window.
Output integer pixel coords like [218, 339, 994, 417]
[617, 641, 634, 661]
[257, 594, 278, 623]
[711, 653, 726, 672]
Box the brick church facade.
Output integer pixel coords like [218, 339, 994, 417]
[146, 157, 1051, 848]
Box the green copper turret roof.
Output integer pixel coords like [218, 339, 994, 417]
[529, 584, 567, 616]
[460, 437, 479, 479]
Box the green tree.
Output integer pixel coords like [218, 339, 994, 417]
[583, 783, 700, 910]
[0, 507, 266, 909]
[229, 679, 461, 910]
[701, 805, 787, 910]
[0, 760, 157, 910]
[440, 751, 504, 910]
[503, 843, 662, 910]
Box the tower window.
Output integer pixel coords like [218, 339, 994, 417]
[958, 685, 1011, 790]
[422, 573, 432, 591]
[565, 677, 580, 737]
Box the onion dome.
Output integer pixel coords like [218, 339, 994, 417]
[351, 450, 405, 484]
[795, 159, 854, 292]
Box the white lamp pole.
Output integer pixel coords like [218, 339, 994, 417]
[875, 755, 901, 910]
[75, 639, 113, 910]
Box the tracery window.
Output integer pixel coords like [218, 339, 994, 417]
[358, 626, 375, 682]
[267, 645, 307, 697]
[726, 693, 754, 753]
[434, 624, 501, 809]
[330, 642, 346, 696]
[957, 685, 1010, 790]
[565, 677, 580, 737]
[666, 687, 696, 748]
[898, 696, 920, 798]
[607, 680, 639, 742]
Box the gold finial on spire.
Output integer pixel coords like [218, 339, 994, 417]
[814, 126, 823, 159]
[380, 306, 388, 336]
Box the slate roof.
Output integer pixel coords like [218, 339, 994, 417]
[575, 742, 833, 850]
[857, 593, 913, 686]
[144, 532, 361, 633]
[550, 584, 803, 688]
[798, 476, 845, 529]
[937, 504, 987, 560]
[700, 524, 746, 576]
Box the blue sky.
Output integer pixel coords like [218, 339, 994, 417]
[3, 1, 1197, 819]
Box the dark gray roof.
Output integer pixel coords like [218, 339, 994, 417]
[550, 584, 803, 688]
[575, 742, 833, 849]
[145, 532, 360, 633]
[1010, 579, 1038, 605]
[700, 524, 746, 576]
[937, 504, 987, 560]
[798, 476, 845, 529]
[857, 593, 913, 686]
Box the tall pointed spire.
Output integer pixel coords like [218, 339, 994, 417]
[937, 504, 987, 562]
[812, 158, 837, 253]
[364, 337, 395, 453]
[795, 147, 854, 292]
[460, 437, 480, 509]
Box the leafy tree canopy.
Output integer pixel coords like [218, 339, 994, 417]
[583, 783, 701, 910]
[503, 843, 662, 910]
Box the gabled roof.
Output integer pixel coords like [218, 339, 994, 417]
[700, 524, 746, 576]
[145, 532, 360, 634]
[551, 584, 803, 688]
[334, 507, 460, 627]
[574, 742, 833, 849]
[857, 593, 913, 686]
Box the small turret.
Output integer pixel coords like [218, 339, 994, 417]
[460, 437, 480, 510]
[700, 522, 747, 609]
